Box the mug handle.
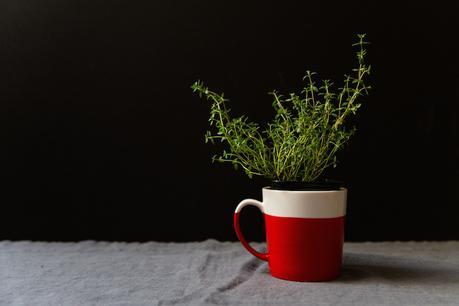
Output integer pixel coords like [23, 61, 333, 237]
[233, 199, 269, 261]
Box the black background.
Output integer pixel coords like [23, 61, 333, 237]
[0, 1, 457, 242]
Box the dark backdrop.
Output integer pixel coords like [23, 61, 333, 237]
[0, 1, 457, 242]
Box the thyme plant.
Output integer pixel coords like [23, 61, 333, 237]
[192, 34, 371, 182]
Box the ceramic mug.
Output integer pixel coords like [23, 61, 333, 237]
[233, 187, 347, 282]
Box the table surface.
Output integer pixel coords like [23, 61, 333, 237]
[1, 240, 458, 305]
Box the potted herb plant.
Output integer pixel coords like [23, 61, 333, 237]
[192, 34, 371, 282]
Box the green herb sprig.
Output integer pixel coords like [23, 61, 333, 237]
[192, 34, 371, 182]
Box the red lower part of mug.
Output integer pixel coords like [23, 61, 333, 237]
[264, 214, 345, 282]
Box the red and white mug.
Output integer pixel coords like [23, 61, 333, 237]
[234, 187, 347, 282]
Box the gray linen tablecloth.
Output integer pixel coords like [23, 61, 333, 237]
[1, 240, 458, 305]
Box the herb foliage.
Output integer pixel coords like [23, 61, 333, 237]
[192, 34, 371, 182]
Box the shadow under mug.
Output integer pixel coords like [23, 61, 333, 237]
[234, 187, 347, 282]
